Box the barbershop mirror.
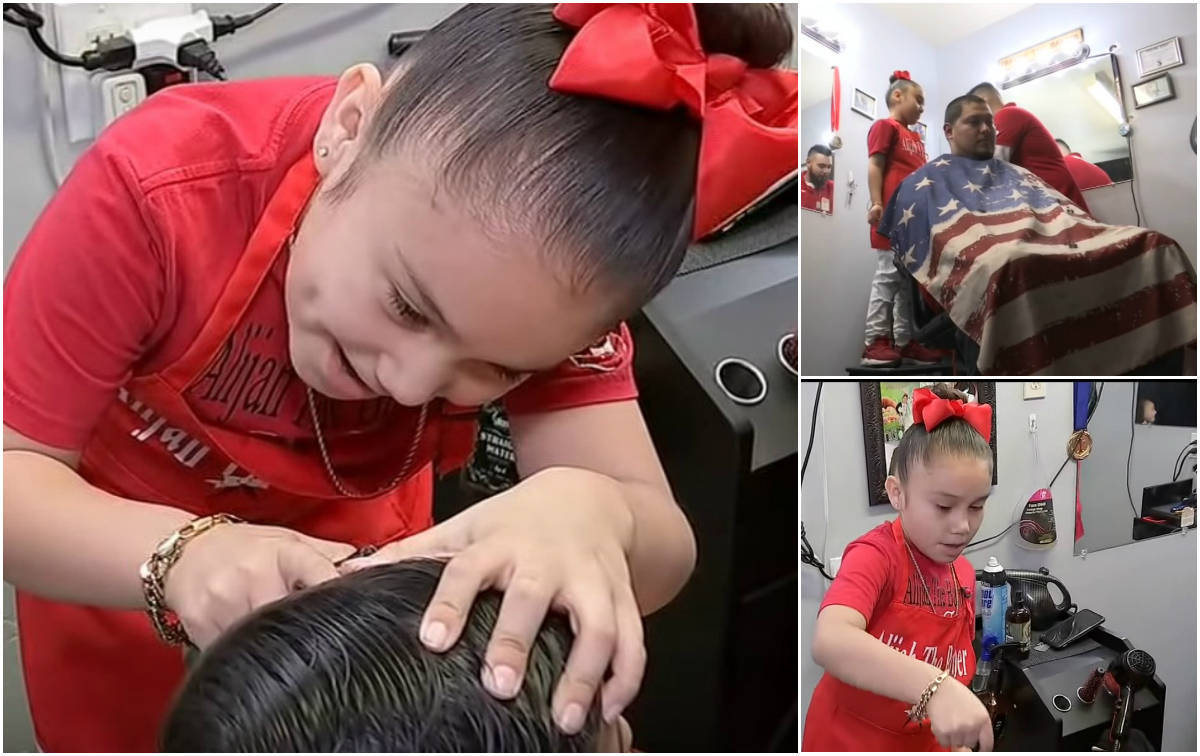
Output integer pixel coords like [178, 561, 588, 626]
[801, 48, 835, 216]
[1075, 382, 1196, 557]
[1005, 53, 1132, 185]
[1134, 381, 1196, 427]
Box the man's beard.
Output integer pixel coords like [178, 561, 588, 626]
[955, 143, 993, 159]
[810, 175, 829, 190]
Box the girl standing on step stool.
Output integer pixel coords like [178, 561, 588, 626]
[861, 71, 944, 367]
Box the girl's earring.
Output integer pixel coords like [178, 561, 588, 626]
[317, 146, 330, 158]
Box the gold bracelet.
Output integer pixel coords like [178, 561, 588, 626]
[906, 668, 950, 722]
[139, 513, 244, 646]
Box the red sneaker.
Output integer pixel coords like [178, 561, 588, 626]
[900, 340, 949, 365]
[861, 336, 902, 366]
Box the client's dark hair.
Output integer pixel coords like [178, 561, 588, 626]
[944, 94, 988, 125]
[161, 559, 601, 752]
[968, 81, 1002, 100]
[807, 143, 833, 158]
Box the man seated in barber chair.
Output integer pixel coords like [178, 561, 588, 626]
[162, 559, 634, 753]
[877, 95, 1196, 376]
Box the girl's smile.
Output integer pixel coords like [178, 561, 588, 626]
[283, 66, 620, 408]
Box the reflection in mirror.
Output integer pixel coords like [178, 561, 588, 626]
[801, 49, 835, 216]
[1074, 382, 1196, 557]
[1134, 381, 1197, 427]
[1005, 54, 1131, 186]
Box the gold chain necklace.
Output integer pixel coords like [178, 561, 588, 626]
[286, 231, 429, 498]
[903, 535, 962, 618]
[305, 386, 428, 499]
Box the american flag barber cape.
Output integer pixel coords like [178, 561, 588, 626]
[878, 154, 1196, 374]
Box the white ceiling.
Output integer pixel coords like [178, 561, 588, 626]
[871, 3, 1035, 48]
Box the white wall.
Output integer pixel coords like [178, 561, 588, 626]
[2, 3, 460, 272]
[799, 4, 941, 374]
[801, 3, 1198, 375]
[801, 380, 1196, 752]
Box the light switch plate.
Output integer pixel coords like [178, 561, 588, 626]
[1023, 382, 1046, 400]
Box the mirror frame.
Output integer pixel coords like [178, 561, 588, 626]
[1003, 51, 1132, 186]
[1003, 50, 1128, 115]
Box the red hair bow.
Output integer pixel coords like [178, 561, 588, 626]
[892, 69, 911, 81]
[549, 3, 798, 241]
[911, 388, 992, 443]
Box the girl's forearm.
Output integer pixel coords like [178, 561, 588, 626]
[615, 478, 697, 614]
[868, 161, 886, 206]
[815, 625, 945, 704]
[3, 450, 193, 608]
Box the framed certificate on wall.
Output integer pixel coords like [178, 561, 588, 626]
[1132, 73, 1175, 109]
[1135, 37, 1183, 78]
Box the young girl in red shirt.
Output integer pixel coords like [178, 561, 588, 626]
[860, 71, 944, 367]
[804, 385, 995, 752]
[2, 4, 796, 750]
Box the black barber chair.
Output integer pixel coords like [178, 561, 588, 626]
[906, 270, 981, 374]
[625, 196, 797, 752]
[899, 264, 1187, 376]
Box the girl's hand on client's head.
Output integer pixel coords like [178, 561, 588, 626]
[165, 523, 357, 649]
[341, 466, 644, 736]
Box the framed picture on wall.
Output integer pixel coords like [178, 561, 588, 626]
[852, 87, 876, 120]
[1132, 73, 1175, 109]
[911, 121, 928, 142]
[1135, 36, 1183, 78]
[860, 382, 998, 507]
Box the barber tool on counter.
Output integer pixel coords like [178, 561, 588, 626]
[966, 562, 1164, 751]
[1074, 649, 1158, 751]
[993, 565, 1075, 631]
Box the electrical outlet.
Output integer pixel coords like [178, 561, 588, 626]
[48, 4, 192, 143]
[1023, 382, 1046, 400]
[1028, 413, 1038, 433]
[100, 73, 146, 126]
[829, 556, 841, 577]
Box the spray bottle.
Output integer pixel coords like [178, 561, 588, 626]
[979, 556, 1009, 659]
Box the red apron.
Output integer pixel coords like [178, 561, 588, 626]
[15, 153, 479, 752]
[803, 519, 976, 751]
